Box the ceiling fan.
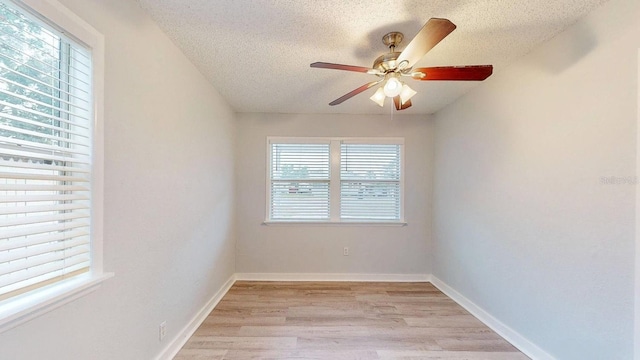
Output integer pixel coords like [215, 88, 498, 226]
[310, 18, 493, 110]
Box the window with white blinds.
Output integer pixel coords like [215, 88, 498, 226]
[340, 143, 401, 221]
[269, 143, 330, 220]
[267, 138, 403, 223]
[0, 0, 93, 299]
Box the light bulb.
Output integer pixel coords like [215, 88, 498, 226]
[383, 77, 402, 97]
[369, 87, 385, 107]
[399, 84, 417, 105]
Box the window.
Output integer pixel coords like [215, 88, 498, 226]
[340, 143, 401, 221]
[270, 142, 330, 220]
[0, 0, 107, 330]
[267, 137, 404, 223]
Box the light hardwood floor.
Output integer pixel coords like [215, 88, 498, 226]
[174, 281, 529, 360]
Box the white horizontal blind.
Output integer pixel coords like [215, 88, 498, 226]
[340, 143, 401, 221]
[0, 0, 93, 298]
[270, 143, 330, 220]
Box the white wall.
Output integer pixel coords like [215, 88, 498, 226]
[0, 1, 236, 359]
[432, 0, 638, 358]
[636, 49, 640, 360]
[235, 113, 433, 276]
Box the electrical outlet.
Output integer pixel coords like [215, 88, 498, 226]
[159, 321, 166, 341]
[343, 247, 349, 256]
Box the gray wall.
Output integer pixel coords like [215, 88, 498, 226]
[235, 113, 433, 276]
[0, 1, 237, 359]
[432, 0, 638, 358]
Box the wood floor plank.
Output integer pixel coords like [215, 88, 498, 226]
[294, 335, 441, 351]
[173, 282, 529, 360]
[183, 336, 297, 350]
[435, 338, 521, 352]
[223, 349, 380, 360]
[172, 349, 227, 360]
[404, 314, 488, 328]
[201, 315, 287, 326]
[377, 350, 530, 359]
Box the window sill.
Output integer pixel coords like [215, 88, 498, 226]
[0, 272, 113, 334]
[263, 221, 407, 227]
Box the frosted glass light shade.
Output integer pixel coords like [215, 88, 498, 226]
[399, 84, 417, 104]
[370, 87, 385, 107]
[383, 77, 402, 97]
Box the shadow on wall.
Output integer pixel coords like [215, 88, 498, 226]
[535, 22, 597, 74]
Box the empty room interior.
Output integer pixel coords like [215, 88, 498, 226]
[0, 0, 638, 359]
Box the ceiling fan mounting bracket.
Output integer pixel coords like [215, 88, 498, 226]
[382, 32, 404, 49]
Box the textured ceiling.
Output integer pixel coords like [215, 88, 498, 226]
[136, 0, 608, 115]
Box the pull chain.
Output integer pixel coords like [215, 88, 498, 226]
[390, 98, 394, 121]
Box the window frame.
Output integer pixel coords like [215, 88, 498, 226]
[0, 0, 111, 333]
[265, 136, 406, 225]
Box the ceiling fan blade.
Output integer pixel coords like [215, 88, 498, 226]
[393, 96, 412, 111]
[396, 18, 457, 69]
[412, 65, 493, 81]
[311, 62, 375, 73]
[329, 81, 383, 106]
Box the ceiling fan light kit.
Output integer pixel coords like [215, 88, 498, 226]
[383, 75, 403, 97]
[370, 87, 386, 107]
[371, 82, 416, 108]
[399, 84, 417, 104]
[310, 18, 493, 111]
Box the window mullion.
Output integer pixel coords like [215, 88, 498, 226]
[329, 140, 341, 221]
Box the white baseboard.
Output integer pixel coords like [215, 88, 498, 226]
[154, 274, 236, 360]
[430, 275, 555, 360]
[235, 272, 431, 282]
